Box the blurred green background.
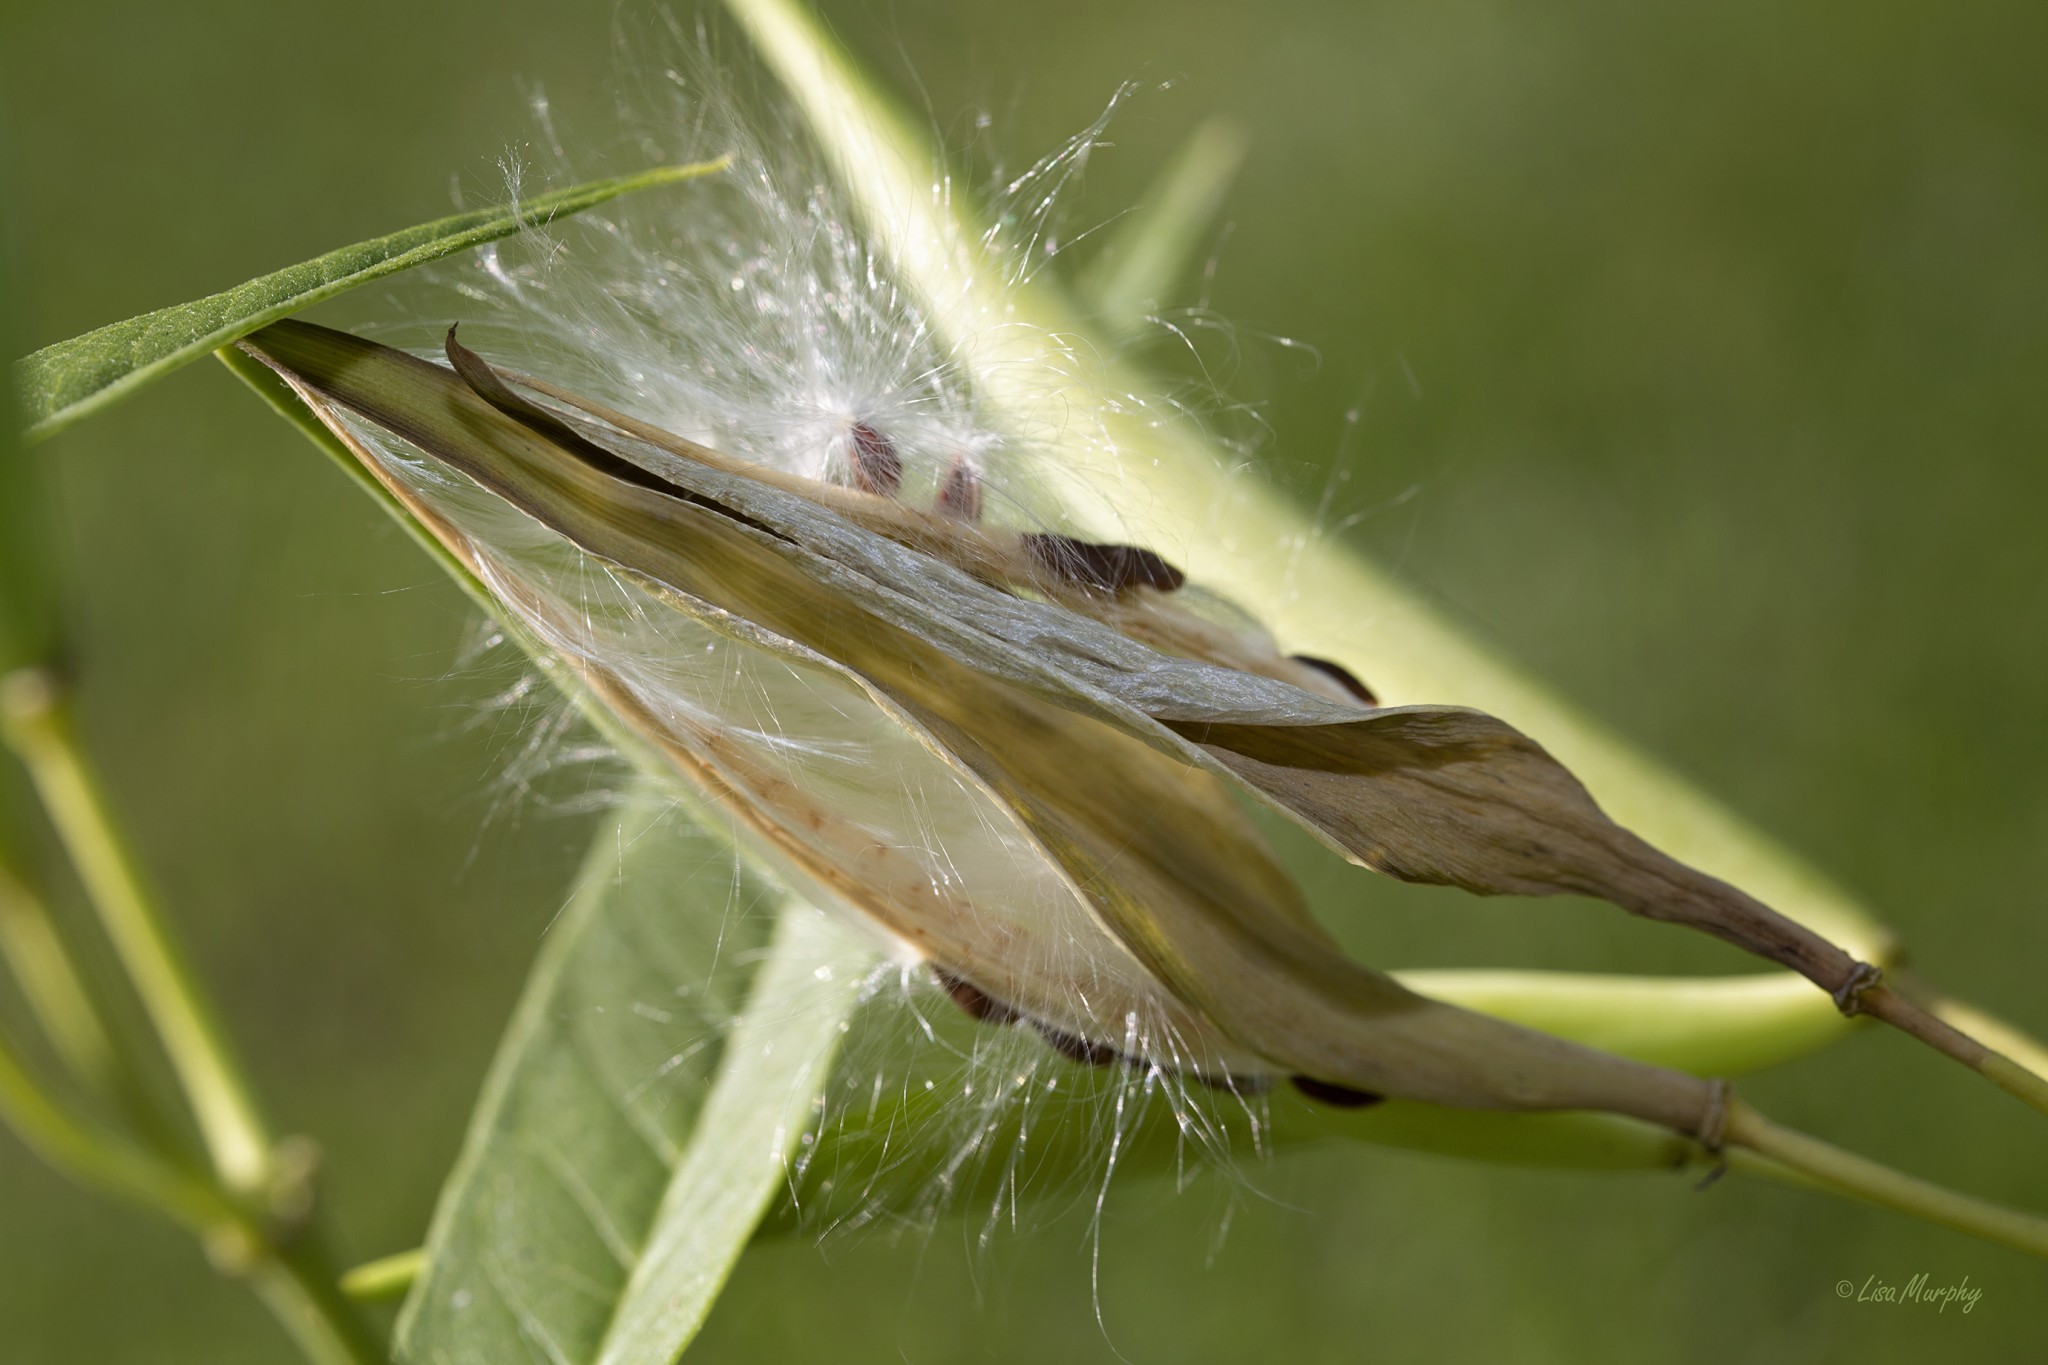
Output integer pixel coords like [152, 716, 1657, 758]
[4, 0, 2046, 1359]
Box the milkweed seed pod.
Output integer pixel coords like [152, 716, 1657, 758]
[240, 317, 1815, 1146]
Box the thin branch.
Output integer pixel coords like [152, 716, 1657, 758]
[0, 849, 186, 1148]
[0, 1025, 382, 1364]
[0, 668, 273, 1193]
[0, 1022, 226, 1233]
[1856, 983, 2048, 1120]
[1895, 972, 2048, 1091]
[1726, 1101, 2048, 1260]
[244, 1234, 390, 1365]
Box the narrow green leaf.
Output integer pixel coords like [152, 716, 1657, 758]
[0, 118, 56, 677]
[0, 853, 134, 1119]
[1078, 116, 1248, 337]
[594, 902, 868, 1364]
[14, 160, 727, 443]
[395, 785, 873, 1365]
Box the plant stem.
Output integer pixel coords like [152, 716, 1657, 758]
[0, 853, 123, 1101]
[245, 1234, 389, 1365]
[1, 1028, 382, 1363]
[1896, 974, 2048, 1092]
[0, 667, 273, 1193]
[0, 1022, 228, 1233]
[0, 849, 186, 1148]
[770, 1051, 2048, 1260]
[1726, 1101, 2048, 1260]
[0, 676, 385, 1362]
[1626, 865, 2048, 1124]
[1854, 982, 2048, 1121]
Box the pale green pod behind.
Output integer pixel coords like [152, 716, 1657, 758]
[721, 0, 1894, 974]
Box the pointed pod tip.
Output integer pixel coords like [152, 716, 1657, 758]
[443, 324, 515, 411]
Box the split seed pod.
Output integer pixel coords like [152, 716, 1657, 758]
[238, 317, 1877, 1145]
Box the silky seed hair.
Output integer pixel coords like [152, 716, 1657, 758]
[364, 30, 1368, 1240]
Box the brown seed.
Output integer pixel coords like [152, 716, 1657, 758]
[932, 968, 1021, 1025]
[1290, 654, 1378, 707]
[847, 420, 902, 496]
[935, 456, 983, 522]
[1289, 1076, 1385, 1108]
[1022, 533, 1186, 594]
[1034, 1022, 1119, 1067]
[930, 967, 1265, 1094]
[1185, 1068, 1274, 1097]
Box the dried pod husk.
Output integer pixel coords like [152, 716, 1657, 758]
[240, 318, 1765, 1140]
[462, 332, 1878, 1001]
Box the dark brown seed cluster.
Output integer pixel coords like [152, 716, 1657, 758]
[1021, 533, 1187, 594]
[836, 420, 1185, 598]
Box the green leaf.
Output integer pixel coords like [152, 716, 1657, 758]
[13, 160, 727, 443]
[395, 785, 873, 1365]
[591, 903, 868, 1364]
[0, 120, 56, 678]
[1077, 116, 1248, 337]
